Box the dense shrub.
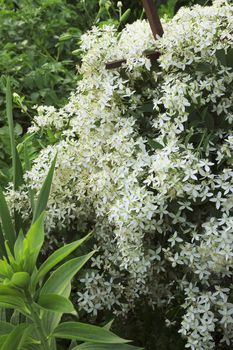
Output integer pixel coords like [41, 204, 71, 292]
[6, 0, 233, 348]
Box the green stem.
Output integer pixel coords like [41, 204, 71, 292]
[27, 295, 51, 350]
[31, 309, 49, 349]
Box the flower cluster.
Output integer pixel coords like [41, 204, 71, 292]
[6, 0, 233, 348]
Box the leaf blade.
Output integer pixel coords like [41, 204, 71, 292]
[32, 155, 57, 223]
[36, 233, 92, 283]
[53, 322, 130, 344]
[40, 252, 94, 296]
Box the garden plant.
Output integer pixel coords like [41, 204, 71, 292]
[1, 0, 233, 349]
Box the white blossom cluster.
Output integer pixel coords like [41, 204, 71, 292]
[6, 0, 233, 348]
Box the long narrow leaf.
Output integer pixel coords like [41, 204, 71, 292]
[1, 324, 29, 350]
[40, 252, 94, 296]
[0, 223, 7, 258]
[36, 232, 92, 283]
[23, 141, 35, 213]
[53, 322, 130, 344]
[0, 186, 16, 252]
[73, 343, 144, 350]
[6, 77, 24, 190]
[32, 154, 57, 223]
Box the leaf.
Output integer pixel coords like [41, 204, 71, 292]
[32, 155, 57, 223]
[14, 230, 24, 262]
[40, 252, 94, 296]
[0, 321, 14, 335]
[0, 186, 16, 253]
[23, 212, 44, 272]
[120, 9, 131, 23]
[23, 142, 35, 213]
[36, 232, 92, 283]
[6, 78, 24, 191]
[37, 294, 75, 314]
[1, 324, 29, 350]
[0, 224, 7, 258]
[53, 322, 130, 344]
[147, 138, 163, 150]
[10, 272, 30, 289]
[0, 295, 29, 314]
[73, 343, 144, 350]
[42, 283, 71, 335]
[0, 286, 24, 297]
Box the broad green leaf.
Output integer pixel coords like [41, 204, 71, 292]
[0, 295, 29, 314]
[32, 155, 57, 223]
[10, 272, 30, 289]
[40, 252, 94, 296]
[0, 285, 23, 297]
[1, 323, 29, 350]
[73, 343, 144, 350]
[36, 232, 92, 283]
[14, 230, 24, 262]
[0, 260, 13, 279]
[42, 283, 71, 336]
[0, 321, 14, 335]
[23, 212, 44, 272]
[53, 322, 130, 344]
[37, 294, 75, 314]
[0, 186, 16, 252]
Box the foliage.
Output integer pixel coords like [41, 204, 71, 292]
[8, 0, 233, 348]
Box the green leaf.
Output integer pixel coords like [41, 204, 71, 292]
[53, 322, 130, 344]
[23, 142, 35, 213]
[0, 295, 29, 314]
[0, 321, 14, 336]
[73, 343, 144, 350]
[148, 138, 163, 150]
[42, 283, 71, 335]
[23, 212, 44, 272]
[10, 272, 30, 289]
[36, 233, 92, 283]
[14, 230, 24, 262]
[6, 78, 24, 191]
[37, 294, 75, 314]
[1, 324, 29, 350]
[0, 224, 7, 258]
[40, 252, 94, 295]
[120, 9, 131, 23]
[0, 286, 24, 297]
[32, 155, 57, 223]
[0, 187, 16, 253]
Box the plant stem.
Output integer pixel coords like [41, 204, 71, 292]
[27, 295, 51, 350]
